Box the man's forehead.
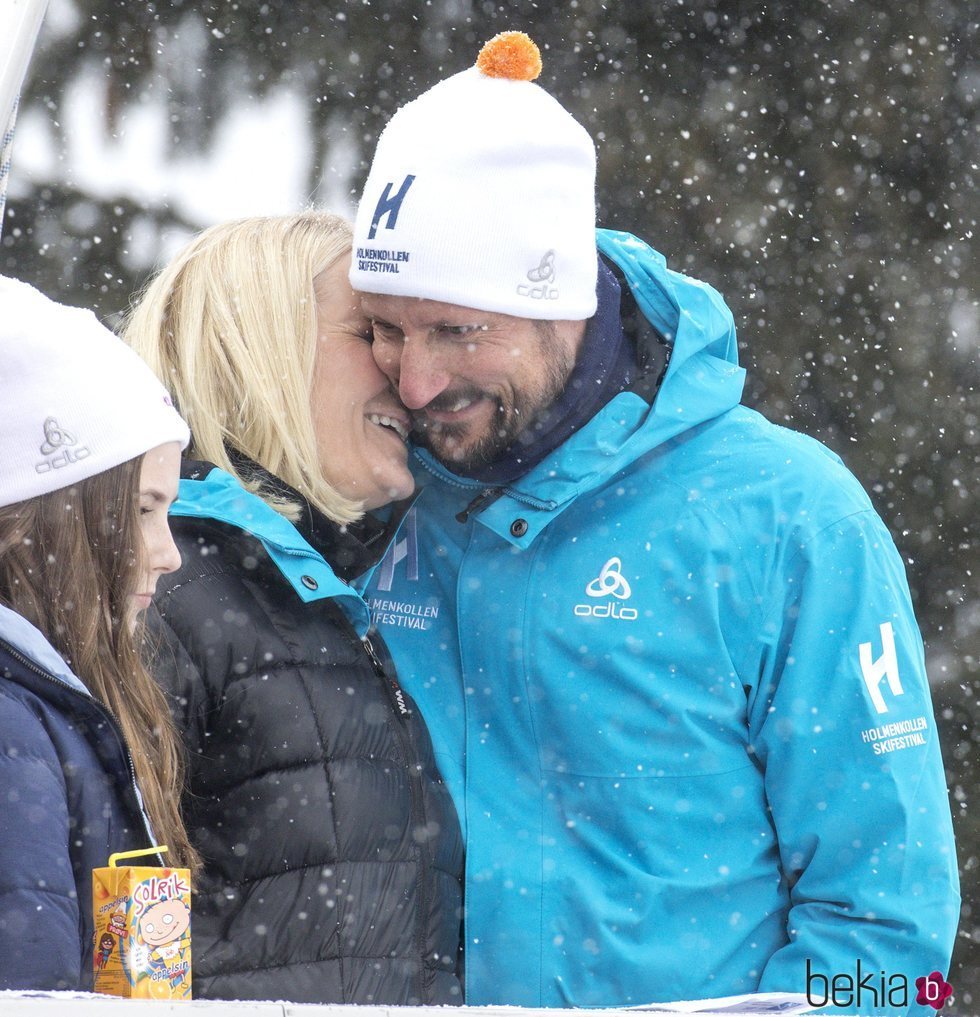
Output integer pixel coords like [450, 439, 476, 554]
[358, 292, 494, 324]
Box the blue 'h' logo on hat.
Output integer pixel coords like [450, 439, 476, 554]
[368, 174, 416, 239]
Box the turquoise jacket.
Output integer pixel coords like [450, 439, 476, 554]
[361, 230, 959, 1013]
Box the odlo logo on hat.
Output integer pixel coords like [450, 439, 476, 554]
[517, 250, 559, 301]
[34, 416, 91, 474]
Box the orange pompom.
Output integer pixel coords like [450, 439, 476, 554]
[476, 31, 542, 81]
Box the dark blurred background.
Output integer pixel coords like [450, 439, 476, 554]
[3, 0, 977, 1005]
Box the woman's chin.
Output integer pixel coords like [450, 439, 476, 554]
[363, 471, 415, 511]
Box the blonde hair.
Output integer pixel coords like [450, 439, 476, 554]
[123, 211, 362, 524]
[0, 460, 200, 872]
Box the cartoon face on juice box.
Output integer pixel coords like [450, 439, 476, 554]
[92, 847, 191, 999]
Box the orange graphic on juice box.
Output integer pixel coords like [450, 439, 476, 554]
[92, 846, 192, 999]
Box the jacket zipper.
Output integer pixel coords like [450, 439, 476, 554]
[415, 452, 557, 512]
[365, 635, 412, 721]
[362, 635, 430, 1002]
[455, 487, 504, 524]
[0, 638, 160, 857]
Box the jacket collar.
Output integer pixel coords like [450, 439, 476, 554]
[0, 602, 90, 695]
[171, 460, 371, 634]
[172, 458, 418, 636]
[219, 450, 408, 582]
[412, 229, 746, 545]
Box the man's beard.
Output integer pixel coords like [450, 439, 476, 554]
[411, 337, 574, 475]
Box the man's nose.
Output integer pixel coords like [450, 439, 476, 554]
[377, 335, 453, 410]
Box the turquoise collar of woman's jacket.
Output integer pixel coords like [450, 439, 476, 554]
[170, 466, 373, 636]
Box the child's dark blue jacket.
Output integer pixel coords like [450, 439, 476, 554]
[0, 603, 156, 990]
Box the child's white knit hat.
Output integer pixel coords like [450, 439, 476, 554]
[0, 275, 189, 508]
[350, 31, 598, 320]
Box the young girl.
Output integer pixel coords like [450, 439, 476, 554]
[0, 275, 198, 990]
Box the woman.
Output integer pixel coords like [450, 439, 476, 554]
[123, 211, 463, 1005]
[0, 274, 197, 990]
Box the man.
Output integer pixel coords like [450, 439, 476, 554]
[349, 31, 959, 1014]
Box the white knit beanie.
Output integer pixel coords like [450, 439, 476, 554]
[0, 275, 190, 508]
[350, 31, 598, 320]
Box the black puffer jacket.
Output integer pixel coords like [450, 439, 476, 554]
[147, 461, 463, 1004]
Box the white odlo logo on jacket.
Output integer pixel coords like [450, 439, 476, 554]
[574, 557, 637, 621]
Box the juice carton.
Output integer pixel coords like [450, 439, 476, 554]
[92, 846, 192, 999]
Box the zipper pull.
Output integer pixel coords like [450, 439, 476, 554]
[363, 636, 411, 720]
[456, 486, 503, 524]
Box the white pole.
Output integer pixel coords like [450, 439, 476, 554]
[0, 0, 50, 237]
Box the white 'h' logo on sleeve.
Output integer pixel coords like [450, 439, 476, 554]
[859, 621, 903, 714]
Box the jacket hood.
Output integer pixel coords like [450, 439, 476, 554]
[415, 229, 746, 513]
[599, 228, 745, 428]
[0, 602, 90, 696]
